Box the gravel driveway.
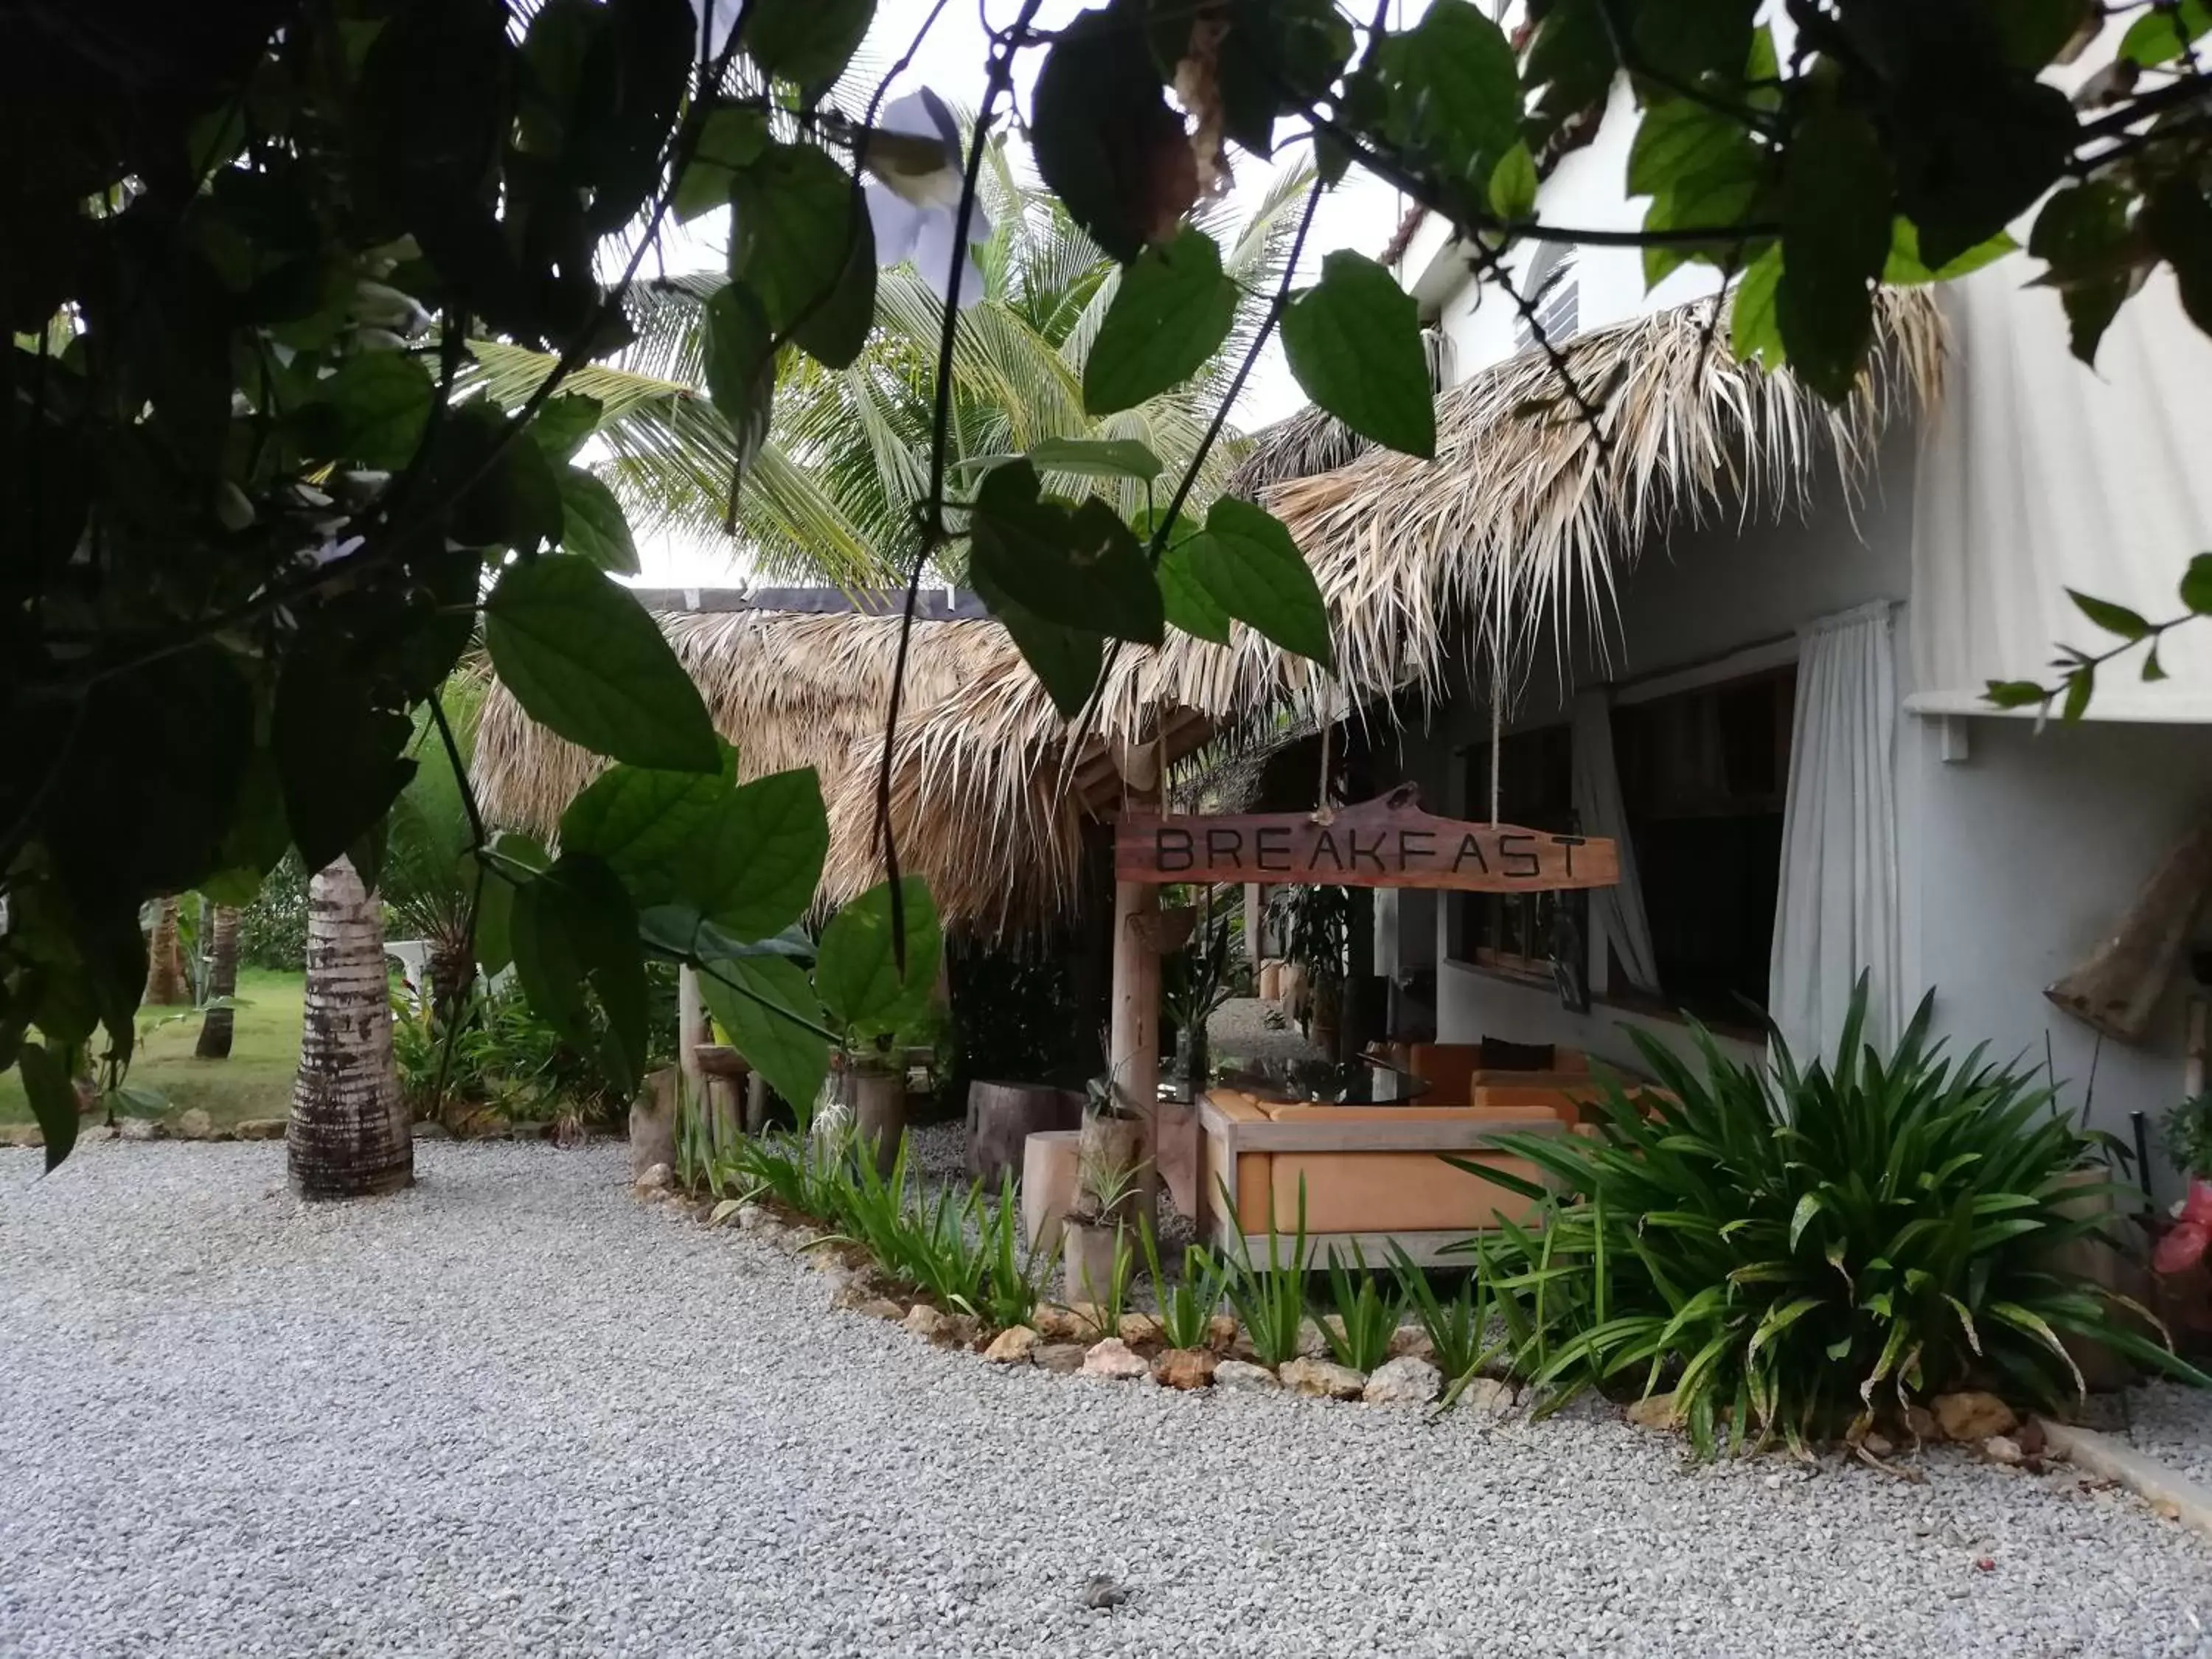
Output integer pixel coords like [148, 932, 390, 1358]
[4, 1141, 2211, 1659]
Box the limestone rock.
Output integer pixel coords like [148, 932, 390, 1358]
[1903, 1404, 1940, 1444]
[1116, 1311, 1162, 1349]
[1387, 1325, 1436, 1362]
[1213, 1359, 1281, 1393]
[1033, 1304, 1088, 1342]
[736, 1203, 779, 1234]
[1152, 1347, 1218, 1390]
[984, 1326, 1041, 1365]
[1080, 1338, 1151, 1380]
[1458, 1376, 1517, 1417]
[1205, 1314, 1241, 1353]
[173, 1107, 214, 1141]
[233, 1117, 286, 1141]
[1862, 1431, 1896, 1459]
[118, 1118, 163, 1143]
[1362, 1355, 1442, 1406]
[1983, 1434, 2025, 1467]
[902, 1304, 955, 1345]
[634, 1161, 673, 1192]
[1932, 1391, 2017, 1443]
[857, 1298, 906, 1322]
[945, 1313, 983, 1350]
[409, 1120, 451, 1141]
[0, 1124, 44, 1150]
[1035, 1343, 1088, 1375]
[829, 1271, 888, 1312]
[1279, 1356, 1366, 1399]
[1627, 1391, 1680, 1431]
[1297, 1315, 1333, 1359]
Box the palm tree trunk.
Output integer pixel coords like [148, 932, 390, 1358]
[145, 897, 187, 1005]
[193, 904, 240, 1059]
[288, 855, 412, 1200]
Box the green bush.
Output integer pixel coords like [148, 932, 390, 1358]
[1138, 1215, 1226, 1352]
[237, 853, 310, 970]
[1220, 1181, 1310, 1367]
[392, 982, 637, 1127]
[1472, 981, 2208, 1458]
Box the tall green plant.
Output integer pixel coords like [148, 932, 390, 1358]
[1137, 1213, 1228, 1352]
[1390, 1249, 1492, 1386]
[1322, 1240, 1400, 1372]
[1469, 978, 2208, 1457]
[1220, 1179, 1312, 1367]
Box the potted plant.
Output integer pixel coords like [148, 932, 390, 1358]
[1162, 888, 1236, 1088]
[1062, 1072, 1147, 1304]
[1267, 883, 1351, 1057]
[2154, 1090, 2212, 1276]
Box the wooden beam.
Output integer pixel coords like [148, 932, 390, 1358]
[1105, 739, 1164, 1227]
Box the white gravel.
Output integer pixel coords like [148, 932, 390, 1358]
[2116, 1383, 2212, 1488]
[5, 1140, 2212, 1659]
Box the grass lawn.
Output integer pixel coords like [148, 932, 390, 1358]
[0, 967, 305, 1132]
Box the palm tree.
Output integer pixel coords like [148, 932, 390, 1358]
[145, 897, 187, 1005]
[467, 153, 1314, 581]
[193, 903, 240, 1058]
[288, 855, 412, 1199]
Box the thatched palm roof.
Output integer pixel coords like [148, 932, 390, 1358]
[818, 291, 1944, 934]
[473, 608, 1009, 839]
[475, 292, 1944, 939]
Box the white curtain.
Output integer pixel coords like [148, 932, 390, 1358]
[1569, 690, 1660, 994]
[1910, 262, 2212, 721]
[1769, 602, 1903, 1062]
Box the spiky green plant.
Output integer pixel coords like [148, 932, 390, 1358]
[1468, 976, 2209, 1457]
[1220, 1178, 1311, 1367]
[1389, 1248, 1492, 1386]
[1322, 1240, 1399, 1372]
[1136, 1212, 1227, 1352]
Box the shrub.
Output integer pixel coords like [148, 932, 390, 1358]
[1137, 1215, 1226, 1352]
[1390, 1250, 1491, 1386]
[1321, 1242, 1399, 1372]
[1220, 1180, 1310, 1367]
[2163, 1090, 2212, 1182]
[236, 852, 310, 970]
[1472, 980, 2208, 1458]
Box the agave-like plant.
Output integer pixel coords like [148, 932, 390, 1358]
[465, 146, 1315, 585]
[1468, 975, 2209, 1458]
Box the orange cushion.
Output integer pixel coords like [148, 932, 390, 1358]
[1265, 1151, 1546, 1235]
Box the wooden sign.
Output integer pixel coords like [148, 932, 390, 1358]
[1115, 786, 1617, 893]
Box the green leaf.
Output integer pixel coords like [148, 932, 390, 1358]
[967, 564, 1105, 719]
[701, 281, 776, 442]
[1187, 498, 1332, 667]
[1027, 437, 1164, 482]
[1030, 0, 1191, 262]
[2143, 182, 2212, 338]
[740, 0, 874, 86]
[1157, 538, 1232, 644]
[729, 142, 877, 369]
[511, 852, 649, 1093]
[315, 352, 434, 470]
[1212, 0, 1354, 158]
[1628, 99, 1754, 201]
[1488, 142, 1539, 223]
[18, 1042, 78, 1173]
[1788, 1191, 1825, 1251]
[2181, 553, 2212, 615]
[672, 104, 770, 222]
[2121, 0, 2211, 66]
[2067, 589, 2151, 641]
[474, 831, 549, 975]
[967, 459, 1164, 646]
[1983, 679, 2051, 710]
[532, 393, 603, 461]
[556, 466, 639, 574]
[273, 651, 415, 875]
[2028, 181, 2138, 365]
[2061, 664, 2096, 722]
[698, 954, 831, 1110]
[816, 878, 941, 1040]
[1776, 107, 1893, 402]
[560, 748, 737, 909]
[484, 554, 720, 771]
[1985, 0, 2093, 69]
[675, 767, 830, 942]
[1729, 245, 1784, 366]
[1082, 227, 1238, 415]
[1280, 251, 1435, 459]
[1642, 162, 1763, 289]
[1375, 0, 1523, 186]
[1884, 220, 2016, 285]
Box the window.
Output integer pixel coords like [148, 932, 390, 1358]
[1449, 721, 1575, 979]
[1516, 246, 1578, 354]
[1611, 668, 1795, 1021]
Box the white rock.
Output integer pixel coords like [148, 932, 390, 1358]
[984, 1326, 1040, 1365]
[1212, 1359, 1281, 1392]
[633, 1162, 672, 1192]
[1279, 1356, 1366, 1399]
[1363, 1355, 1442, 1406]
[1079, 1338, 1150, 1381]
[1458, 1376, 1516, 1417]
[173, 1108, 214, 1141]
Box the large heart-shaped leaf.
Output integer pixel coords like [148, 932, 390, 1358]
[484, 554, 720, 772]
[560, 746, 736, 909]
[1082, 227, 1237, 414]
[1280, 250, 1435, 459]
[675, 766, 829, 942]
[1187, 498, 1332, 667]
[698, 954, 831, 1113]
[815, 878, 941, 1042]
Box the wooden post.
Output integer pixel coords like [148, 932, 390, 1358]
[677, 964, 708, 1100]
[1105, 740, 1164, 1229]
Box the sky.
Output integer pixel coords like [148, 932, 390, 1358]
[632, 0, 1413, 585]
